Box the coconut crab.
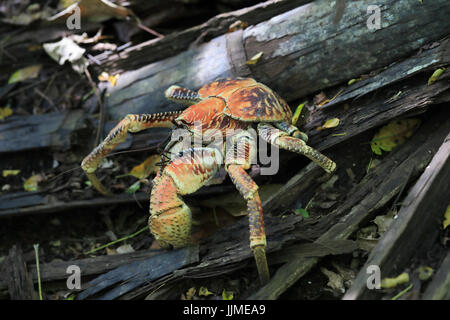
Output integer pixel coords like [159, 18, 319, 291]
[81, 78, 336, 284]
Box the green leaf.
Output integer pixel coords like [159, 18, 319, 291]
[295, 208, 309, 218]
[198, 287, 215, 297]
[370, 118, 421, 155]
[317, 118, 340, 130]
[443, 205, 450, 229]
[0, 106, 13, 120]
[222, 289, 234, 300]
[428, 68, 446, 85]
[246, 52, 263, 65]
[291, 101, 307, 125]
[126, 181, 141, 194]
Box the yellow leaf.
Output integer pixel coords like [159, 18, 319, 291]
[417, 266, 433, 281]
[0, 106, 13, 120]
[3, 170, 20, 177]
[108, 74, 119, 86]
[371, 118, 421, 155]
[317, 118, 340, 131]
[428, 68, 446, 85]
[24, 174, 44, 192]
[228, 20, 248, 33]
[8, 65, 42, 84]
[348, 78, 362, 85]
[381, 272, 410, 289]
[129, 155, 161, 179]
[222, 289, 234, 300]
[443, 205, 450, 229]
[98, 72, 109, 82]
[198, 287, 214, 297]
[246, 52, 263, 65]
[185, 287, 196, 300]
[291, 101, 307, 125]
[98, 72, 119, 86]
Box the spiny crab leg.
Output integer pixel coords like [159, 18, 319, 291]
[225, 131, 270, 284]
[81, 111, 182, 196]
[165, 85, 203, 106]
[258, 123, 336, 173]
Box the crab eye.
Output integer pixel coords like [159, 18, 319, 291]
[178, 151, 183, 157]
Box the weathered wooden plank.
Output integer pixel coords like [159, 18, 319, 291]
[104, 0, 450, 120]
[0, 248, 165, 292]
[76, 245, 199, 300]
[4, 245, 38, 300]
[322, 38, 450, 109]
[343, 131, 450, 300]
[0, 110, 85, 153]
[306, 72, 450, 152]
[0, 185, 235, 218]
[96, 0, 314, 72]
[262, 162, 323, 214]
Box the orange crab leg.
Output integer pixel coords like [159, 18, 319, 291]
[149, 147, 222, 248]
[225, 131, 270, 284]
[258, 123, 336, 173]
[81, 111, 182, 195]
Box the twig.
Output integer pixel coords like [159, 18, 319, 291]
[134, 17, 164, 39]
[391, 283, 413, 300]
[84, 68, 105, 147]
[33, 244, 43, 300]
[84, 226, 148, 255]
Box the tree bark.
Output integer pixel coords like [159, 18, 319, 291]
[104, 0, 450, 120]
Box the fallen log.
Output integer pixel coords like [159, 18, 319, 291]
[0, 248, 165, 292]
[76, 246, 199, 300]
[0, 110, 85, 153]
[95, 0, 314, 72]
[104, 0, 450, 120]
[343, 130, 450, 300]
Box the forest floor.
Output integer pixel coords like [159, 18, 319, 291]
[0, 0, 448, 300]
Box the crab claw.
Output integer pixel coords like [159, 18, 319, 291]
[149, 148, 222, 248]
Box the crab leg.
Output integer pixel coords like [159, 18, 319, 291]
[225, 131, 270, 284]
[149, 147, 222, 248]
[258, 123, 336, 173]
[274, 121, 309, 143]
[81, 111, 182, 195]
[165, 85, 202, 106]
